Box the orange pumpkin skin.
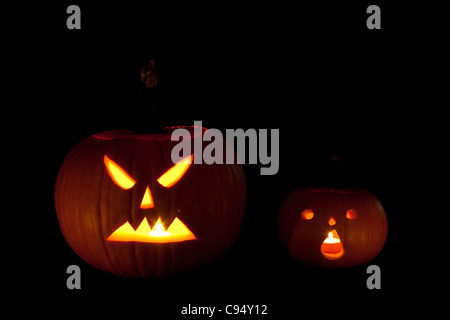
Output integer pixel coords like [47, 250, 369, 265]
[277, 187, 388, 268]
[55, 128, 246, 278]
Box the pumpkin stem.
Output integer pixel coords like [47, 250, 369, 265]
[140, 58, 159, 89]
[137, 59, 164, 133]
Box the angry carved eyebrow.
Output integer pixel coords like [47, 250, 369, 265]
[157, 154, 193, 188]
[104, 155, 136, 189]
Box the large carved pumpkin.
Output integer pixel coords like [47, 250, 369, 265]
[55, 126, 246, 278]
[277, 187, 387, 268]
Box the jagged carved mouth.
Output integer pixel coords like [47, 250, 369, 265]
[106, 217, 196, 243]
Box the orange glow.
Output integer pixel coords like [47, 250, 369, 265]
[106, 217, 196, 243]
[301, 209, 314, 220]
[149, 217, 171, 237]
[328, 216, 336, 226]
[321, 229, 345, 260]
[157, 155, 193, 188]
[104, 155, 136, 189]
[346, 209, 358, 220]
[324, 231, 339, 244]
[135, 217, 152, 234]
[140, 186, 154, 209]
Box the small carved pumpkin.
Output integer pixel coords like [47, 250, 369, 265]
[277, 187, 388, 268]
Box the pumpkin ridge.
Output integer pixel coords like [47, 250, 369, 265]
[159, 136, 174, 277]
[97, 152, 117, 275]
[78, 144, 106, 271]
[130, 137, 145, 278]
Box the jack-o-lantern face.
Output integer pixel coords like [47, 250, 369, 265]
[104, 154, 197, 243]
[277, 188, 388, 268]
[55, 127, 246, 278]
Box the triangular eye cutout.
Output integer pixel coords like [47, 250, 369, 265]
[157, 154, 193, 188]
[104, 155, 136, 189]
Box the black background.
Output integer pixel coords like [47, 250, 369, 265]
[9, 1, 442, 318]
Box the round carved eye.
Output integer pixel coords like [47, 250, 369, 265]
[346, 209, 358, 220]
[301, 209, 314, 220]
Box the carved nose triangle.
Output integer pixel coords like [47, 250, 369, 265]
[328, 216, 336, 226]
[140, 186, 154, 209]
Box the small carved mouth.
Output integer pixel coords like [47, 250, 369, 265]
[321, 229, 345, 260]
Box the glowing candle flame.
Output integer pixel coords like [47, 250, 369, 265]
[321, 229, 344, 259]
[324, 230, 340, 244]
[149, 218, 171, 237]
[154, 222, 163, 232]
